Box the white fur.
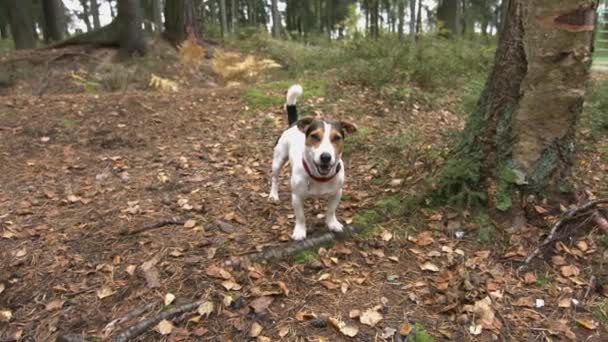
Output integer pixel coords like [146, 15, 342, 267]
[286, 84, 303, 105]
[270, 86, 345, 241]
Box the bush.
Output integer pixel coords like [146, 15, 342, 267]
[584, 80, 608, 138]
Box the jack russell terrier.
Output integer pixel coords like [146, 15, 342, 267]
[270, 84, 357, 240]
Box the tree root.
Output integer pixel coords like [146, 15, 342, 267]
[225, 224, 367, 268]
[102, 301, 159, 336]
[120, 218, 185, 235]
[45, 22, 121, 50]
[518, 198, 608, 272]
[111, 300, 202, 342]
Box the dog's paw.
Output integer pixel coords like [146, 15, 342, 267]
[291, 226, 307, 240]
[327, 219, 344, 233]
[268, 191, 280, 202]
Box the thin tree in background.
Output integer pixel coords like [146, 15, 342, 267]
[90, 0, 101, 29]
[77, 0, 93, 31]
[151, 0, 162, 32]
[220, 0, 228, 37]
[409, 0, 416, 42]
[0, 0, 9, 39]
[164, 0, 200, 43]
[271, 0, 281, 37]
[42, 0, 65, 42]
[231, 0, 238, 33]
[6, 0, 36, 49]
[397, 0, 405, 40]
[435, 0, 598, 213]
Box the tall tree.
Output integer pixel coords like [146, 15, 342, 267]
[0, 0, 11, 39]
[437, 0, 461, 35]
[409, 0, 416, 42]
[6, 0, 37, 49]
[435, 0, 598, 214]
[397, 0, 405, 40]
[90, 0, 101, 29]
[151, 0, 162, 32]
[77, 0, 93, 31]
[220, 0, 228, 37]
[271, 0, 280, 37]
[164, 0, 200, 43]
[231, 0, 238, 33]
[41, 0, 65, 42]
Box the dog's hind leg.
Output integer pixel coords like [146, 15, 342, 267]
[269, 143, 287, 202]
[326, 190, 344, 232]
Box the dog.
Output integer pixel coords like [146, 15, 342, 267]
[270, 84, 357, 240]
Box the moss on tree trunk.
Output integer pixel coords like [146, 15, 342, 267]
[435, 0, 597, 212]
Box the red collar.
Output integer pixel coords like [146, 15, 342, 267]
[302, 159, 341, 182]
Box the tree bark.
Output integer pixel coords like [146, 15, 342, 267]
[271, 0, 280, 37]
[6, 0, 37, 49]
[79, 0, 93, 32]
[435, 0, 598, 212]
[151, 0, 162, 32]
[49, 0, 146, 56]
[41, 0, 65, 43]
[231, 0, 237, 33]
[437, 0, 461, 36]
[220, 0, 228, 37]
[164, 0, 200, 43]
[416, 0, 422, 34]
[90, 0, 101, 29]
[397, 0, 404, 40]
[409, 0, 416, 42]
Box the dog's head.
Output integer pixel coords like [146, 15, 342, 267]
[297, 118, 357, 176]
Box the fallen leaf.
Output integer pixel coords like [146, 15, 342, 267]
[381, 230, 393, 242]
[277, 281, 289, 296]
[514, 296, 534, 307]
[164, 293, 175, 306]
[206, 265, 233, 280]
[328, 317, 358, 337]
[184, 219, 196, 228]
[278, 326, 289, 337]
[96, 286, 115, 299]
[250, 296, 274, 314]
[420, 261, 440, 272]
[0, 309, 12, 322]
[320, 280, 339, 290]
[45, 299, 64, 311]
[125, 265, 136, 276]
[558, 298, 572, 308]
[360, 308, 383, 327]
[14, 247, 27, 258]
[192, 327, 208, 337]
[400, 323, 413, 335]
[415, 231, 434, 246]
[222, 280, 242, 291]
[576, 318, 598, 330]
[534, 205, 548, 214]
[552, 255, 567, 266]
[295, 311, 316, 321]
[560, 265, 580, 277]
[473, 297, 495, 328]
[575, 240, 588, 252]
[197, 301, 214, 317]
[140, 256, 162, 288]
[250, 322, 263, 337]
[155, 320, 174, 335]
[0, 283, 5, 295]
[382, 327, 397, 339]
[523, 272, 537, 284]
[469, 323, 482, 335]
[349, 309, 361, 318]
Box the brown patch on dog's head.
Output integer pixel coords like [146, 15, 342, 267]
[329, 121, 357, 156]
[303, 120, 325, 148]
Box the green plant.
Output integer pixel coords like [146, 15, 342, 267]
[244, 87, 283, 109]
[593, 299, 608, 324]
[475, 212, 495, 244]
[583, 80, 608, 138]
[293, 250, 317, 264]
[413, 322, 434, 342]
[535, 274, 551, 287]
[353, 209, 382, 225]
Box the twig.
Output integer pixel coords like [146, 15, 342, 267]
[225, 224, 367, 267]
[120, 218, 185, 235]
[518, 199, 608, 272]
[112, 300, 202, 342]
[102, 301, 159, 335]
[584, 275, 596, 301]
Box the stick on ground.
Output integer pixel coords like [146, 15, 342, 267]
[120, 218, 185, 236]
[518, 199, 608, 272]
[112, 300, 202, 342]
[225, 224, 367, 267]
[102, 301, 159, 336]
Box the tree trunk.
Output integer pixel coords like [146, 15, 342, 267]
[271, 0, 280, 37]
[220, 0, 228, 37]
[164, 0, 200, 43]
[109, 0, 116, 18]
[397, 0, 404, 40]
[6, 0, 36, 49]
[231, 0, 237, 33]
[91, 0, 101, 29]
[49, 0, 146, 56]
[416, 0, 422, 34]
[409, 0, 416, 42]
[151, 0, 162, 32]
[79, 0, 93, 32]
[437, 0, 461, 36]
[435, 0, 598, 212]
[41, 0, 65, 42]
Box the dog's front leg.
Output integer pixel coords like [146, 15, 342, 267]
[291, 193, 307, 240]
[326, 190, 344, 232]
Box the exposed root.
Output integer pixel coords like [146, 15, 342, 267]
[102, 301, 159, 336]
[111, 300, 202, 342]
[120, 218, 185, 235]
[225, 224, 367, 268]
[518, 198, 608, 272]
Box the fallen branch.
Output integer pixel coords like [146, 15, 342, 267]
[225, 224, 367, 267]
[102, 301, 159, 336]
[112, 300, 202, 342]
[120, 218, 185, 236]
[518, 199, 608, 272]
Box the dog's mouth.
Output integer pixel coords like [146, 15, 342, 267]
[315, 163, 333, 176]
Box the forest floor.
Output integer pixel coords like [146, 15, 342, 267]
[0, 41, 608, 342]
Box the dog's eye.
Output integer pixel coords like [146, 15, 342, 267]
[309, 134, 321, 141]
[332, 135, 343, 142]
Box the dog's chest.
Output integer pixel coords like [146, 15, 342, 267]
[305, 180, 340, 197]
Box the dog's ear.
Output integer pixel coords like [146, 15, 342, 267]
[338, 121, 358, 135]
[296, 117, 315, 133]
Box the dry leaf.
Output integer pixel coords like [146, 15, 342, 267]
[400, 323, 413, 335]
[125, 265, 136, 276]
[164, 293, 175, 306]
[558, 298, 572, 308]
[250, 322, 263, 337]
[295, 311, 316, 321]
[320, 280, 339, 290]
[473, 297, 495, 328]
[278, 326, 289, 337]
[192, 327, 208, 337]
[328, 317, 358, 337]
[184, 219, 196, 228]
[197, 301, 214, 317]
[514, 296, 534, 307]
[206, 265, 233, 280]
[523, 272, 537, 284]
[45, 299, 64, 311]
[360, 309, 383, 327]
[250, 296, 274, 314]
[381, 230, 393, 242]
[96, 286, 115, 299]
[155, 320, 174, 335]
[534, 205, 548, 214]
[575, 240, 588, 252]
[420, 261, 440, 272]
[277, 281, 289, 296]
[141, 256, 162, 288]
[469, 323, 482, 335]
[0, 309, 12, 322]
[560, 265, 580, 277]
[0, 283, 5, 296]
[414, 231, 435, 246]
[576, 318, 598, 330]
[222, 280, 242, 291]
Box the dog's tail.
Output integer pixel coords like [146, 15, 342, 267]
[285, 84, 303, 126]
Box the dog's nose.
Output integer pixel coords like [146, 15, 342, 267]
[320, 153, 332, 164]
